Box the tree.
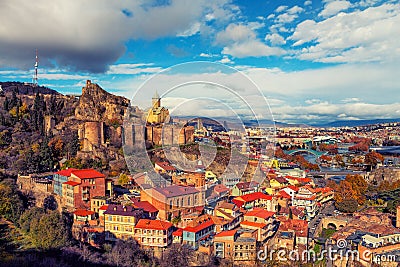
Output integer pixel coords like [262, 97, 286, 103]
[30, 210, 70, 250]
[335, 199, 358, 213]
[105, 238, 156, 267]
[19, 207, 45, 234]
[161, 244, 194, 267]
[0, 180, 24, 223]
[63, 130, 80, 159]
[117, 173, 130, 186]
[43, 195, 58, 211]
[365, 151, 384, 169]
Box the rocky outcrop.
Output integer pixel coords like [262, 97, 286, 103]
[75, 80, 130, 122]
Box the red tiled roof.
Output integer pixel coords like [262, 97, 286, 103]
[240, 220, 267, 229]
[172, 228, 183, 236]
[131, 199, 158, 213]
[286, 185, 299, 192]
[294, 195, 316, 200]
[214, 184, 229, 194]
[215, 229, 237, 237]
[135, 219, 173, 230]
[183, 219, 214, 233]
[235, 181, 259, 190]
[63, 181, 80, 186]
[99, 205, 108, 210]
[74, 209, 95, 217]
[155, 162, 176, 171]
[55, 168, 78, 176]
[245, 208, 275, 219]
[71, 169, 105, 179]
[231, 199, 245, 208]
[237, 192, 272, 202]
[286, 176, 312, 183]
[276, 190, 291, 199]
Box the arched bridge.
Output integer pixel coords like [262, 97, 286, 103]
[285, 149, 327, 157]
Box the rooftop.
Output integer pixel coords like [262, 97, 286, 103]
[135, 219, 173, 230]
[71, 169, 105, 179]
[153, 184, 199, 198]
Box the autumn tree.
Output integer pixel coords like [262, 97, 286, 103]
[364, 151, 384, 170]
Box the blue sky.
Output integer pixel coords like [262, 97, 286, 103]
[0, 0, 399, 124]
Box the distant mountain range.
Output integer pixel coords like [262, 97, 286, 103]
[313, 118, 400, 127]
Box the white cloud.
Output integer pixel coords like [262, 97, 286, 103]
[222, 40, 286, 58]
[319, 0, 352, 18]
[276, 5, 288, 13]
[216, 23, 286, 58]
[276, 13, 298, 23]
[219, 56, 234, 64]
[305, 0, 312, 6]
[288, 6, 304, 14]
[199, 53, 217, 58]
[290, 3, 400, 63]
[341, 97, 361, 103]
[106, 64, 163, 75]
[265, 33, 286, 45]
[267, 14, 275, 20]
[215, 24, 256, 45]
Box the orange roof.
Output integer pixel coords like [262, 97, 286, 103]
[237, 192, 272, 202]
[71, 169, 105, 179]
[63, 181, 80, 186]
[172, 228, 183, 236]
[276, 190, 291, 199]
[215, 229, 237, 237]
[135, 219, 173, 230]
[99, 205, 109, 210]
[74, 209, 95, 217]
[240, 220, 267, 229]
[184, 219, 214, 233]
[286, 176, 312, 183]
[245, 208, 275, 219]
[55, 168, 78, 176]
[155, 162, 176, 171]
[286, 185, 299, 192]
[295, 195, 316, 200]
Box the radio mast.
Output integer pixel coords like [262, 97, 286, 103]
[33, 49, 38, 86]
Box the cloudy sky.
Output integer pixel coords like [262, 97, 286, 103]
[0, 0, 399, 124]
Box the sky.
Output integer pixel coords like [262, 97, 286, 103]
[0, 0, 399, 125]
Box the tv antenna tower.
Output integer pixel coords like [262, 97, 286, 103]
[33, 49, 39, 86]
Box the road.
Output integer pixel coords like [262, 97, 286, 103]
[308, 202, 335, 245]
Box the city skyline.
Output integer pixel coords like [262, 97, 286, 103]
[0, 0, 399, 124]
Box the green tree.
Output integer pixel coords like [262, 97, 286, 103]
[335, 199, 358, 213]
[0, 180, 24, 223]
[30, 210, 70, 250]
[117, 173, 130, 186]
[19, 207, 45, 234]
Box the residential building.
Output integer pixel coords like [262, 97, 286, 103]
[53, 168, 77, 196]
[141, 184, 205, 221]
[183, 217, 215, 249]
[292, 187, 318, 220]
[231, 181, 259, 196]
[214, 229, 257, 264]
[240, 208, 277, 243]
[104, 204, 143, 241]
[232, 192, 277, 211]
[134, 219, 174, 248]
